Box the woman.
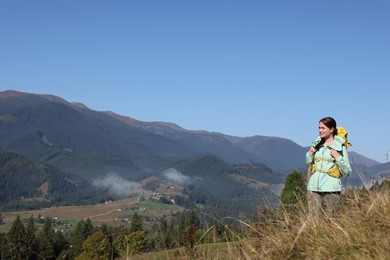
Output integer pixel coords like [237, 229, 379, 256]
[306, 117, 352, 215]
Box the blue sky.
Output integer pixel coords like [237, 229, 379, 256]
[0, 0, 389, 163]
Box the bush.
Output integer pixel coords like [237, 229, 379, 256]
[280, 171, 306, 207]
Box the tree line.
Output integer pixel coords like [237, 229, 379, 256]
[0, 208, 237, 259]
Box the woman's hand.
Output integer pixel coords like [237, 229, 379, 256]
[330, 149, 340, 158]
[308, 146, 316, 154]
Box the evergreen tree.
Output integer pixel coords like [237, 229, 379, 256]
[68, 218, 95, 258]
[75, 231, 110, 260]
[53, 230, 69, 257]
[0, 211, 4, 225]
[112, 233, 127, 258]
[7, 215, 27, 259]
[129, 212, 143, 233]
[0, 233, 12, 260]
[126, 231, 150, 255]
[153, 216, 174, 250]
[25, 215, 38, 258]
[280, 171, 306, 208]
[96, 223, 111, 236]
[38, 217, 55, 259]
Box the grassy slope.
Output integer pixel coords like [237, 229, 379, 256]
[1, 184, 388, 259]
[125, 186, 390, 260]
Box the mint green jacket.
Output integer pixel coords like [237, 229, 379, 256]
[305, 135, 352, 192]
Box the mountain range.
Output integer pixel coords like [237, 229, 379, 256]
[0, 90, 386, 217]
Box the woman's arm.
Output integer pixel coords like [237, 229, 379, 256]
[335, 146, 352, 177]
[305, 146, 316, 165]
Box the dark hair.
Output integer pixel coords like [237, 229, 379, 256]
[319, 116, 338, 136]
[314, 117, 337, 150]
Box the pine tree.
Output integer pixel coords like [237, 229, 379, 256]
[126, 231, 150, 255]
[7, 215, 27, 259]
[53, 229, 69, 257]
[280, 171, 306, 210]
[25, 215, 38, 257]
[69, 218, 95, 257]
[38, 217, 55, 259]
[154, 216, 173, 250]
[75, 231, 110, 260]
[0, 233, 12, 260]
[112, 233, 127, 258]
[129, 212, 143, 233]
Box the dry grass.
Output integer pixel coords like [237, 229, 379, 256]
[248, 188, 390, 260]
[131, 188, 389, 260]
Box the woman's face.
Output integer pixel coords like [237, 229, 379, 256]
[318, 122, 334, 139]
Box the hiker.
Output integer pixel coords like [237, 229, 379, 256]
[305, 117, 352, 216]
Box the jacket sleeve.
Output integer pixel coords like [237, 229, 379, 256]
[305, 137, 321, 165]
[335, 146, 352, 177]
[306, 152, 314, 166]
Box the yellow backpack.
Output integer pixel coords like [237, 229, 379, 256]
[336, 126, 352, 147]
[310, 126, 352, 178]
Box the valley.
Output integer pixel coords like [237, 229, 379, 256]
[0, 197, 183, 233]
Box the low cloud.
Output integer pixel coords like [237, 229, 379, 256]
[162, 168, 196, 185]
[93, 172, 145, 197]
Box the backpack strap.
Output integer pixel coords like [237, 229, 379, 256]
[311, 163, 340, 178]
[311, 155, 341, 178]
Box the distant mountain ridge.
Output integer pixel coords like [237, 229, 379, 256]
[0, 90, 191, 177]
[104, 110, 382, 173]
[348, 151, 380, 168]
[104, 111, 308, 172]
[0, 90, 381, 173]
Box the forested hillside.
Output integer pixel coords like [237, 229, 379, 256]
[0, 91, 188, 178]
[0, 150, 107, 210]
[167, 155, 282, 218]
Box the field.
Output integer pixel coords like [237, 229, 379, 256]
[0, 197, 183, 233]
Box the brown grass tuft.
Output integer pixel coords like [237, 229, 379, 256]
[250, 188, 390, 259]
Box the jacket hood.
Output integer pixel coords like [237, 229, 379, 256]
[311, 135, 345, 151]
[332, 135, 345, 151]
